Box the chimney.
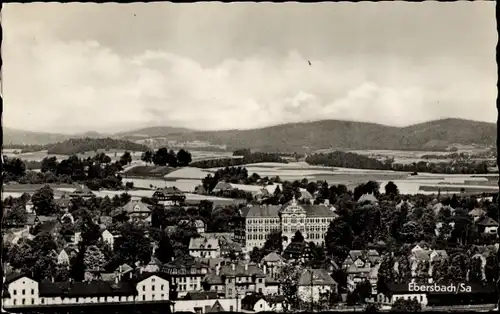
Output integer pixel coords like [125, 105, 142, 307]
[140, 268, 143, 274]
[244, 264, 248, 271]
[119, 265, 122, 273]
[115, 276, 119, 284]
[231, 263, 235, 271]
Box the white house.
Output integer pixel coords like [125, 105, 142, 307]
[241, 294, 287, 312]
[297, 269, 337, 303]
[57, 250, 70, 266]
[189, 237, 221, 259]
[101, 230, 115, 249]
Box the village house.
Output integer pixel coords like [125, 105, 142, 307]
[173, 291, 242, 313]
[202, 262, 267, 298]
[357, 193, 378, 205]
[121, 200, 152, 222]
[162, 256, 209, 298]
[101, 230, 117, 249]
[343, 250, 381, 291]
[282, 241, 311, 261]
[260, 252, 284, 280]
[153, 187, 186, 206]
[476, 216, 499, 235]
[180, 219, 206, 234]
[297, 269, 338, 303]
[212, 182, 234, 194]
[69, 185, 95, 199]
[189, 237, 221, 259]
[241, 294, 287, 313]
[56, 249, 70, 266]
[469, 208, 487, 222]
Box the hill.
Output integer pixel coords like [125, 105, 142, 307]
[4, 127, 73, 145]
[4, 118, 495, 153]
[119, 118, 495, 152]
[44, 138, 150, 155]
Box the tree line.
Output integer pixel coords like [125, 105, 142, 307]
[140, 148, 192, 167]
[306, 151, 490, 174]
[190, 150, 287, 169]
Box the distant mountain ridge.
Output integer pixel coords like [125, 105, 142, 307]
[4, 118, 495, 152]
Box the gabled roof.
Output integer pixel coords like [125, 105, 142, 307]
[244, 205, 281, 218]
[298, 269, 336, 286]
[477, 216, 499, 227]
[219, 263, 266, 277]
[412, 249, 431, 261]
[357, 193, 378, 204]
[242, 294, 265, 310]
[261, 251, 283, 263]
[183, 291, 218, 300]
[209, 300, 226, 313]
[122, 200, 151, 214]
[70, 185, 95, 197]
[189, 237, 220, 251]
[469, 208, 486, 217]
[39, 280, 135, 297]
[213, 182, 234, 191]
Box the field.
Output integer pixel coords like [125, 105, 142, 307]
[5, 149, 498, 198]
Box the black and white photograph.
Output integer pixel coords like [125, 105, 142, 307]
[1, 2, 498, 313]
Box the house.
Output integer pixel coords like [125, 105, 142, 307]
[101, 230, 116, 249]
[189, 237, 221, 259]
[25, 200, 34, 214]
[298, 190, 313, 202]
[260, 252, 284, 280]
[376, 283, 428, 307]
[152, 187, 186, 206]
[2, 272, 171, 309]
[411, 243, 429, 254]
[357, 193, 378, 204]
[162, 256, 209, 298]
[212, 182, 234, 194]
[344, 250, 380, 292]
[194, 185, 208, 195]
[173, 295, 241, 313]
[241, 294, 287, 312]
[57, 249, 70, 266]
[55, 196, 72, 212]
[203, 262, 267, 298]
[180, 219, 206, 234]
[70, 185, 95, 199]
[282, 241, 311, 261]
[297, 269, 337, 303]
[121, 200, 152, 222]
[469, 208, 486, 221]
[476, 217, 498, 235]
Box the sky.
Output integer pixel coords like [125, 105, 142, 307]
[2, 2, 497, 134]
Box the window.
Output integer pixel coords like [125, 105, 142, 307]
[32, 298, 35, 305]
[31, 289, 34, 295]
[41, 299, 45, 304]
[152, 278, 155, 283]
[142, 295, 146, 301]
[13, 290, 17, 295]
[152, 285, 155, 291]
[22, 289, 26, 295]
[13, 300, 17, 305]
[230, 306, 234, 311]
[161, 285, 164, 291]
[142, 285, 146, 291]
[22, 298, 26, 305]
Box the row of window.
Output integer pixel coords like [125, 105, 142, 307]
[141, 284, 166, 291]
[12, 289, 35, 296]
[247, 217, 333, 225]
[10, 295, 167, 306]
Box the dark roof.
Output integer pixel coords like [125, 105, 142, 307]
[283, 241, 309, 259]
[477, 217, 499, 227]
[241, 294, 265, 310]
[70, 186, 95, 197]
[245, 205, 281, 218]
[122, 200, 151, 214]
[153, 187, 185, 197]
[39, 281, 136, 297]
[219, 263, 266, 278]
[203, 273, 224, 285]
[183, 291, 218, 300]
[4, 273, 35, 285]
[298, 269, 336, 286]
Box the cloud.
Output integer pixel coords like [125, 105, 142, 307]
[3, 4, 497, 133]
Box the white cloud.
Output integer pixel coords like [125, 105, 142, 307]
[3, 9, 497, 133]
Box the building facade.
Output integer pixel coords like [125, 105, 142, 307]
[236, 197, 337, 252]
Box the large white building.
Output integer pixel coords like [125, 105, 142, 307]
[2, 272, 171, 310]
[236, 197, 337, 252]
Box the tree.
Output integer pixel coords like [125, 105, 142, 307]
[4, 205, 28, 225]
[141, 150, 154, 164]
[377, 255, 396, 292]
[278, 263, 302, 312]
[114, 223, 152, 266]
[31, 185, 57, 215]
[120, 151, 132, 165]
[41, 156, 58, 173]
[384, 181, 399, 197]
[468, 257, 484, 283]
[155, 232, 174, 264]
[153, 148, 170, 166]
[177, 149, 192, 167]
[263, 230, 283, 254]
[391, 298, 422, 312]
[485, 254, 498, 283]
[292, 230, 304, 243]
[84, 245, 107, 271]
